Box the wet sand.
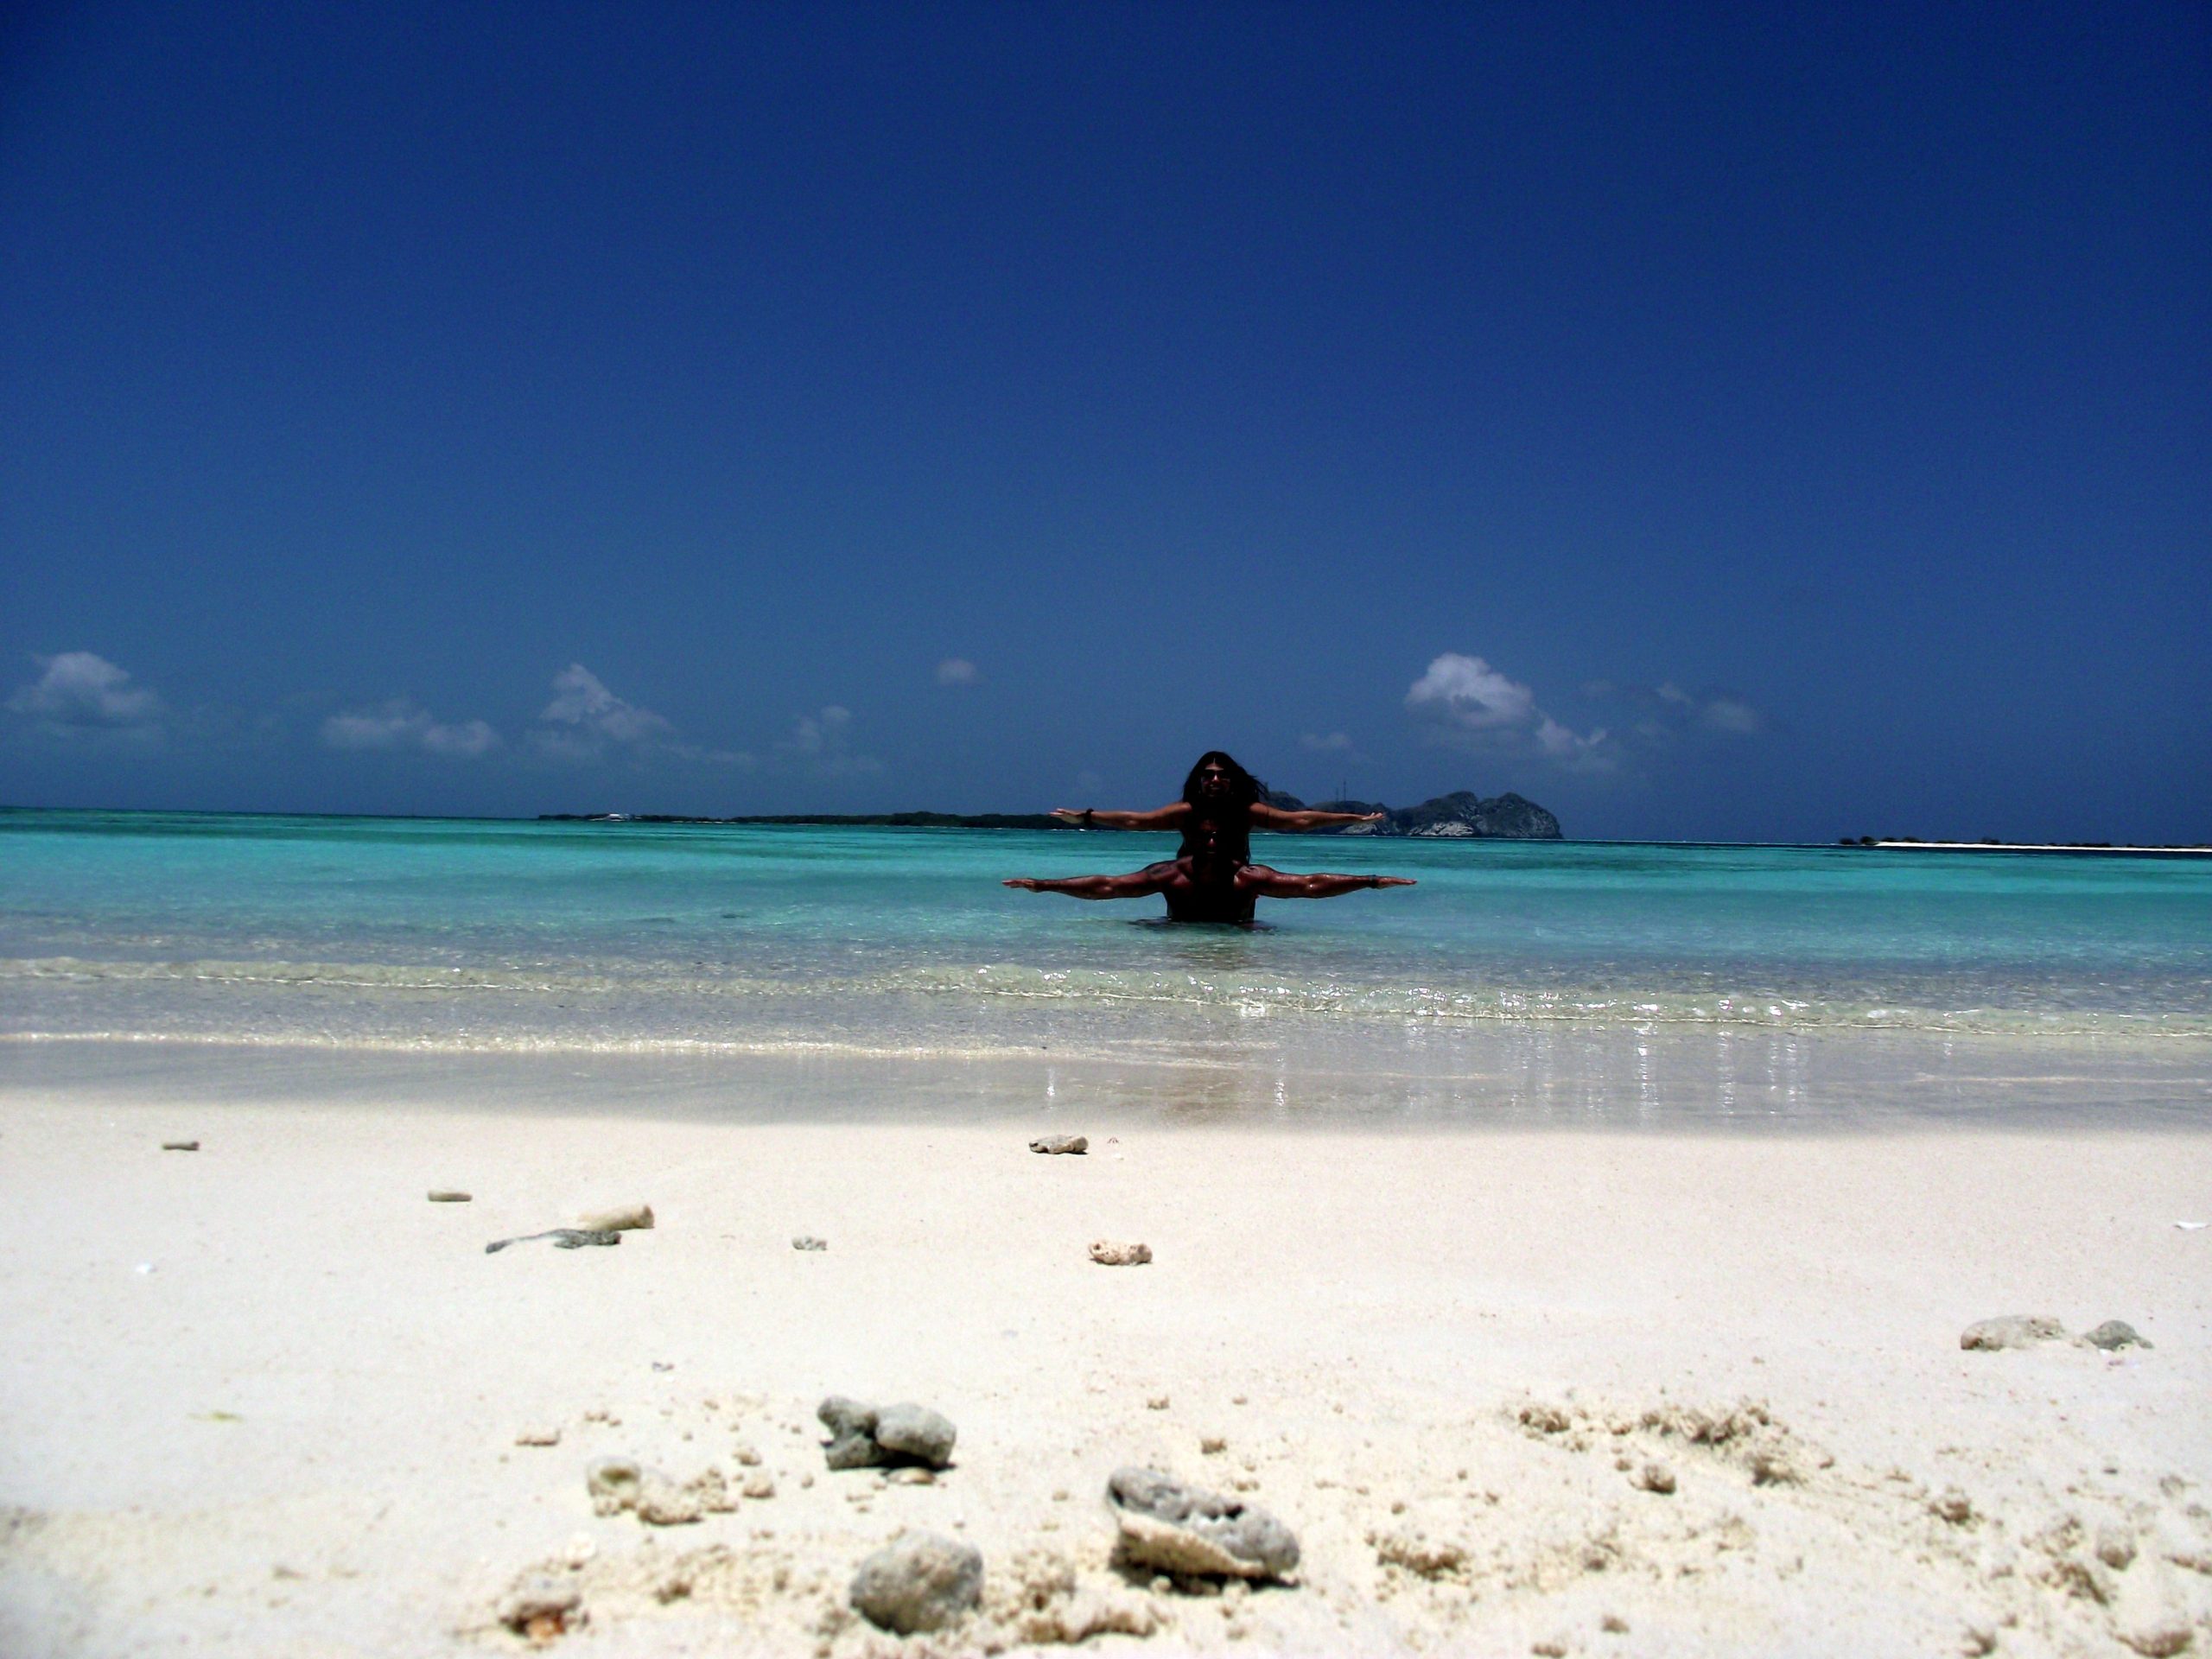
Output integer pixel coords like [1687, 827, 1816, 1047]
[1, 1078, 2209, 1656]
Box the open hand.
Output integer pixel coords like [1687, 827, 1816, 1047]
[1371, 875, 1415, 887]
[1357, 811, 1386, 823]
[1002, 877, 1042, 890]
[1049, 808, 1085, 824]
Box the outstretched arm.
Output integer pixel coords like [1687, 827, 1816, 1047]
[1003, 868, 1178, 900]
[1049, 804, 1188, 831]
[1249, 804, 1389, 831]
[1238, 869, 1415, 899]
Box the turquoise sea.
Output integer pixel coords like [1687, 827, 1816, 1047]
[4, 809, 2209, 1124]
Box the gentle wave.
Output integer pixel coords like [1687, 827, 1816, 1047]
[5, 953, 2209, 1040]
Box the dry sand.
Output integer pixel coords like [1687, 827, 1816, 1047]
[1, 1088, 2209, 1656]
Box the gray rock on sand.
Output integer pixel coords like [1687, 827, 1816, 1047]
[792, 1235, 829, 1251]
[427, 1190, 471, 1203]
[849, 1531, 983, 1635]
[498, 1576, 583, 1637]
[1090, 1240, 1152, 1266]
[1030, 1135, 1088, 1155]
[485, 1228, 621, 1254]
[1960, 1314, 2067, 1351]
[1107, 1465, 1300, 1580]
[818, 1396, 957, 1471]
[161, 1141, 200, 1152]
[2082, 1319, 2152, 1351]
[575, 1203, 653, 1232]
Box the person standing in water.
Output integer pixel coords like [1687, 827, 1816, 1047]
[1003, 751, 1412, 923]
[1049, 751, 1383, 853]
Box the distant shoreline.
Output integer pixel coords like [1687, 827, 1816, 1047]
[1854, 838, 2212, 857]
[537, 810, 1076, 830]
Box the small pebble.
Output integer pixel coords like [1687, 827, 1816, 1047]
[2082, 1319, 2152, 1351]
[576, 1203, 654, 1233]
[1090, 1240, 1152, 1267]
[427, 1190, 471, 1202]
[1929, 1489, 1974, 1525]
[792, 1236, 829, 1251]
[515, 1425, 563, 1447]
[162, 1141, 200, 1152]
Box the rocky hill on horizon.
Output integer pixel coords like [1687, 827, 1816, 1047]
[1264, 788, 1562, 839]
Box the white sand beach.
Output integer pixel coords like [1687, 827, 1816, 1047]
[3, 1069, 2209, 1657]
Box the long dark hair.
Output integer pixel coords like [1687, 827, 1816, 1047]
[1180, 750, 1261, 811]
[1179, 750, 1260, 864]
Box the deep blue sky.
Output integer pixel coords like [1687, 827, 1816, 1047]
[3, 2, 2206, 841]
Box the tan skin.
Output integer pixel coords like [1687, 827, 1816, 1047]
[1002, 861, 1414, 904]
[1005, 760, 1413, 922]
[1046, 758, 1386, 834]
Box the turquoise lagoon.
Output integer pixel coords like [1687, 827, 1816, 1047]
[3, 810, 2209, 1126]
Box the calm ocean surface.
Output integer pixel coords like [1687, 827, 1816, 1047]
[4, 810, 2209, 1123]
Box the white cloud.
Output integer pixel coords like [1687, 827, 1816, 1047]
[1587, 681, 1767, 740]
[527, 664, 753, 768]
[1406, 653, 1537, 731]
[935, 658, 980, 686]
[1300, 731, 1354, 753]
[1701, 696, 1764, 734]
[321, 698, 500, 758]
[539, 664, 673, 747]
[1536, 715, 1615, 772]
[1406, 652, 1607, 766]
[779, 704, 880, 777]
[7, 652, 164, 734]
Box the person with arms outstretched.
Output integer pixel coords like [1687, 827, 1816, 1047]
[1006, 751, 1412, 924]
[1052, 751, 1382, 852]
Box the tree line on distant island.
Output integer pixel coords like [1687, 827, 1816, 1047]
[541, 789, 1564, 839]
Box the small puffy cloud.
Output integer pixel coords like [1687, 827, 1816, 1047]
[321, 699, 499, 758]
[528, 663, 731, 766]
[1536, 715, 1614, 772]
[1589, 680, 1766, 740]
[539, 664, 673, 747]
[780, 704, 880, 777]
[935, 658, 980, 686]
[7, 652, 163, 734]
[1407, 652, 1608, 767]
[1300, 731, 1354, 753]
[1406, 653, 1537, 732]
[1701, 696, 1764, 734]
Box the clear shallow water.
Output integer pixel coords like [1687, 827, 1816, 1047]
[2, 810, 2209, 1122]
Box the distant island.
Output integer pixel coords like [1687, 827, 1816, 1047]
[1839, 836, 2210, 856]
[541, 788, 1564, 839]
